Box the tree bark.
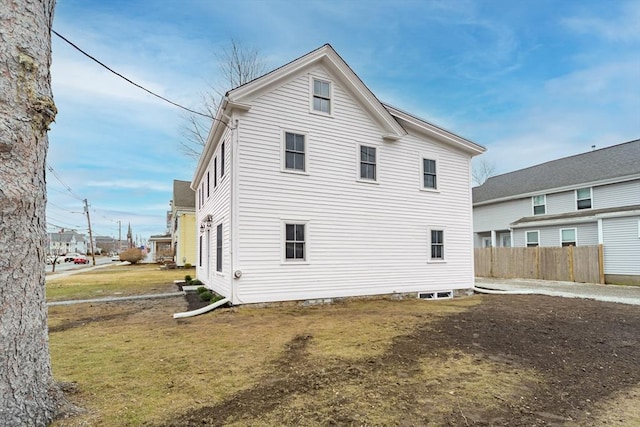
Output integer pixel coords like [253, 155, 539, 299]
[0, 0, 61, 425]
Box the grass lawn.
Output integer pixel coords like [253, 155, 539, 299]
[47, 267, 640, 426]
[46, 264, 188, 301]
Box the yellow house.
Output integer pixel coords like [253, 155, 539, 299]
[171, 180, 196, 267]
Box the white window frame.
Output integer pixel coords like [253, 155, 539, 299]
[356, 143, 379, 183]
[420, 155, 439, 192]
[560, 228, 577, 247]
[216, 222, 223, 273]
[281, 130, 308, 175]
[576, 187, 592, 210]
[281, 220, 309, 264]
[428, 228, 446, 263]
[526, 230, 540, 247]
[309, 75, 333, 116]
[532, 195, 546, 216]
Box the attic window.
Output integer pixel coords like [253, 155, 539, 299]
[312, 78, 331, 114]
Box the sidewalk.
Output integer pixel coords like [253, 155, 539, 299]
[475, 277, 640, 306]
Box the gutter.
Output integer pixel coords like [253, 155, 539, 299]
[173, 297, 230, 319]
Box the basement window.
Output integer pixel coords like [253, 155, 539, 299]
[418, 291, 453, 300]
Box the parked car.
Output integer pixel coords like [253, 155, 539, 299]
[111, 254, 121, 262]
[73, 256, 89, 264]
[64, 253, 81, 262]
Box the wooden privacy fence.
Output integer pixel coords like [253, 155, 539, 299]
[474, 245, 604, 284]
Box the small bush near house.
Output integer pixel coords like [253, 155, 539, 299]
[185, 275, 192, 283]
[190, 279, 203, 286]
[119, 248, 145, 264]
[196, 286, 207, 294]
[199, 290, 213, 302]
[184, 263, 192, 269]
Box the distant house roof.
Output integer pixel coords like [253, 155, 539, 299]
[48, 230, 86, 243]
[511, 204, 640, 227]
[173, 180, 195, 209]
[473, 139, 640, 204]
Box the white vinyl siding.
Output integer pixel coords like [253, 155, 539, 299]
[513, 222, 598, 247]
[473, 198, 531, 233]
[196, 125, 232, 297]
[233, 65, 475, 304]
[602, 216, 640, 275]
[593, 180, 640, 210]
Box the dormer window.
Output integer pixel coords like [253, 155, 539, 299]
[312, 78, 331, 114]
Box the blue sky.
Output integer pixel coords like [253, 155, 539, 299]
[47, 0, 640, 241]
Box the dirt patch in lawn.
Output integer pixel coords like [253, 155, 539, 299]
[154, 295, 639, 426]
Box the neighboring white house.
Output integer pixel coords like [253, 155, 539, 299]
[47, 230, 88, 255]
[192, 44, 485, 305]
[473, 139, 640, 285]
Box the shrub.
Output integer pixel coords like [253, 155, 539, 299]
[185, 275, 192, 283]
[196, 286, 207, 294]
[119, 248, 145, 264]
[199, 291, 213, 302]
[184, 263, 192, 269]
[191, 279, 203, 286]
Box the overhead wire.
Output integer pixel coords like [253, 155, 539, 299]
[51, 29, 228, 125]
[46, 162, 84, 201]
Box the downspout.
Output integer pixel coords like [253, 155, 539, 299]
[229, 117, 241, 304]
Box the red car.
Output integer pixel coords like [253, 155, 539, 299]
[73, 256, 89, 264]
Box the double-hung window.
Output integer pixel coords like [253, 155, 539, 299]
[430, 230, 444, 260]
[206, 172, 210, 198]
[284, 132, 305, 172]
[576, 188, 592, 210]
[561, 228, 576, 247]
[359, 145, 376, 181]
[285, 223, 305, 261]
[526, 231, 539, 247]
[216, 223, 222, 272]
[312, 78, 331, 114]
[214, 157, 218, 188]
[220, 141, 225, 178]
[532, 195, 546, 215]
[423, 159, 437, 190]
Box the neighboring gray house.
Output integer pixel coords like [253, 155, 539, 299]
[473, 139, 640, 285]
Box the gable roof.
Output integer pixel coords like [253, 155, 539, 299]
[172, 179, 195, 209]
[193, 44, 485, 185]
[473, 139, 640, 205]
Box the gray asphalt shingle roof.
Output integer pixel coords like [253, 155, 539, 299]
[172, 180, 195, 208]
[473, 139, 640, 204]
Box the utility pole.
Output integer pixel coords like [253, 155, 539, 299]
[83, 199, 96, 266]
[118, 220, 121, 253]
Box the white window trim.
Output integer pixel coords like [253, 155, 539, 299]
[575, 187, 592, 211]
[560, 227, 577, 247]
[428, 227, 446, 263]
[309, 74, 333, 117]
[356, 142, 380, 184]
[532, 195, 546, 216]
[526, 230, 540, 247]
[419, 154, 440, 192]
[281, 219, 310, 265]
[214, 221, 224, 275]
[281, 129, 309, 175]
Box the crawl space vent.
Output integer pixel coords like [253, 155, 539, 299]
[418, 290, 453, 300]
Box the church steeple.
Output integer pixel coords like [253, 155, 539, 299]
[127, 222, 133, 248]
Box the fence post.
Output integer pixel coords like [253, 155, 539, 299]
[535, 246, 540, 279]
[568, 245, 574, 282]
[598, 244, 605, 284]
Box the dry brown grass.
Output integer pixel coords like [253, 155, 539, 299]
[46, 264, 186, 301]
[48, 268, 639, 426]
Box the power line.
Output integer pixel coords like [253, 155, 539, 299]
[52, 29, 220, 122]
[46, 163, 84, 201]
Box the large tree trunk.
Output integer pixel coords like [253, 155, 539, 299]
[0, 1, 61, 425]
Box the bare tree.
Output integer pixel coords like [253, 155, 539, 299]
[180, 39, 268, 159]
[472, 157, 497, 186]
[0, 0, 66, 424]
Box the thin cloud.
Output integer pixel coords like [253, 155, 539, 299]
[562, 1, 640, 42]
[84, 180, 172, 192]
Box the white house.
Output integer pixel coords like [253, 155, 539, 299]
[473, 139, 640, 285]
[192, 44, 485, 305]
